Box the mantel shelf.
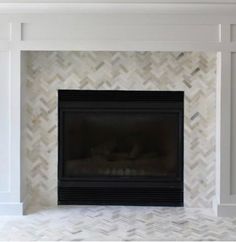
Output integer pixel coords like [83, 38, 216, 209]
[1, 1, 236, 14]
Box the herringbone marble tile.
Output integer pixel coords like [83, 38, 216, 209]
[22, 51, 216, 208]
[0, 206, 236, 241]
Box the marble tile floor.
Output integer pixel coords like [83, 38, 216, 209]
[0, 205, 236, 241]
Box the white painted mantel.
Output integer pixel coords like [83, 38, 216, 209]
[0, 0, 236, 216]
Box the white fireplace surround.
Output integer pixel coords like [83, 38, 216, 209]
[0, 0, 236, 216]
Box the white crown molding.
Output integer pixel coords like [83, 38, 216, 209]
[0, 2, 236, 14]
[1, 0, 236, 3]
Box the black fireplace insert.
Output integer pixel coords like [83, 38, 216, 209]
[58, 90, 184, 206]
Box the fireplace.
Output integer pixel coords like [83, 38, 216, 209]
[58, 90, 184, 206]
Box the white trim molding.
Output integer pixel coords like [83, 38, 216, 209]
[1, 2, 236, 14]
[214, 201, 236, 217]
[0, 202, 23, 216]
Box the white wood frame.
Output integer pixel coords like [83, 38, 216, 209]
[0, 1, 236, 216]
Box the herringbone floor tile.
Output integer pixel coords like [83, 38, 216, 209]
[0, 206, 236, 241]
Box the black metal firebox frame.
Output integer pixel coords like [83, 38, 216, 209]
[58, 90, 184, 206]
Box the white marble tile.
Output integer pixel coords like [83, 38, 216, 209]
[0, 206, 236, 241]
[22, 51, 216, 208]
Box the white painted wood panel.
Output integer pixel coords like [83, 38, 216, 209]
[0, 23, 9, 40]
[0, 51, 10, 192]
[22, 22, 219, 42]
[231, 52, 236, 195]
[231, 25, 236, 42]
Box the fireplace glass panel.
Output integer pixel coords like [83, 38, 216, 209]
[63, 111, 179, 177]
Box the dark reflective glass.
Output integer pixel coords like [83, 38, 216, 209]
[63, 111, 179, 177]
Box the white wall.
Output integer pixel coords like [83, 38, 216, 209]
[0, 51, 10, 192]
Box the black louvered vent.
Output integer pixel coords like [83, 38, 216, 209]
[59, 187, 183, 206]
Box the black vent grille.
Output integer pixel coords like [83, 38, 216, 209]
[58, 187, 183, 206]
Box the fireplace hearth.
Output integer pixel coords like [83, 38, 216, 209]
[58, 90, 184, 206]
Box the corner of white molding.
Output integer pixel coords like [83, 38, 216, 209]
[213, 199, 236, 217]
[0, 202, 23, 216]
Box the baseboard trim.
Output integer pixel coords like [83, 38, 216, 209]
[0, 202, 23, 216]
[213, 200, 236, 217]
